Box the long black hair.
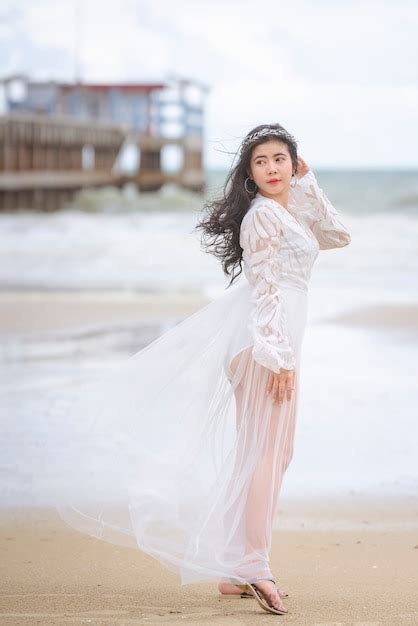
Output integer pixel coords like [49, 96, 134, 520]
[194, 123, 299, 288]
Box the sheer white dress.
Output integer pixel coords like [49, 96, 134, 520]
[44, 170, 351, 586]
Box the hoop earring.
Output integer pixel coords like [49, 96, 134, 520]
[290, 174, 297, 188]
[244, 177, 258, 194]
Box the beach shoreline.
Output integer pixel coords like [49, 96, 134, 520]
[1, 289, 417, 335]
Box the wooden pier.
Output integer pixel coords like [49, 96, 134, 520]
[0, 113, 205, 211]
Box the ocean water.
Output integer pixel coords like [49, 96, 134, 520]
[0, 169, 417, 506]
[0, 169, 417, 294]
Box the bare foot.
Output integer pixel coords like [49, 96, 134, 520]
[218, 580, 288, 598]
[253, 579, 288, 613]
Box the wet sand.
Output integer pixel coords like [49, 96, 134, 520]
[0, 290, 210, 334]
[324, 302, 418, 334]
[1, 291, 417, 335]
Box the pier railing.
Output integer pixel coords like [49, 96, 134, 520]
[0, 114, 205, 210]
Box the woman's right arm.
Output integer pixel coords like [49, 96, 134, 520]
[289, 170, 351, 250]
[240, 204, 296, 373]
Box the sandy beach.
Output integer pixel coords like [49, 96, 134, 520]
[1, 498, 417, 625]
[1, 291, 417, 624]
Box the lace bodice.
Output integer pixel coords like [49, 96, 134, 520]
[239, 169, 351, 373]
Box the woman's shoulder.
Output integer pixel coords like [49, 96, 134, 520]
[241, 194, 287, 230]
[240, 196, 285, 244]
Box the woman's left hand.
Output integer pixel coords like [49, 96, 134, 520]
[296, 156, 310, 179]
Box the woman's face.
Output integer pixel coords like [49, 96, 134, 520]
[248, 139, 294, 199]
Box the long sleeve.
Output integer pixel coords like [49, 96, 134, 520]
[288, 170, 351, 250]
[240, 205, 296, 373]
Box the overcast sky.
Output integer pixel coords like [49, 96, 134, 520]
[1, 0, 417, 169]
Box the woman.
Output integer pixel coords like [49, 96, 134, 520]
[51, 123, 351, 616]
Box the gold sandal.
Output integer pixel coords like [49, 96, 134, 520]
[239, 577, 289, 615]
[219, 577, 288, 600]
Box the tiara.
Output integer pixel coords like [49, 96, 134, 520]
[240, 127, 296, 154]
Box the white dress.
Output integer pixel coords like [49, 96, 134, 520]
[48, 170, 351, 586]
